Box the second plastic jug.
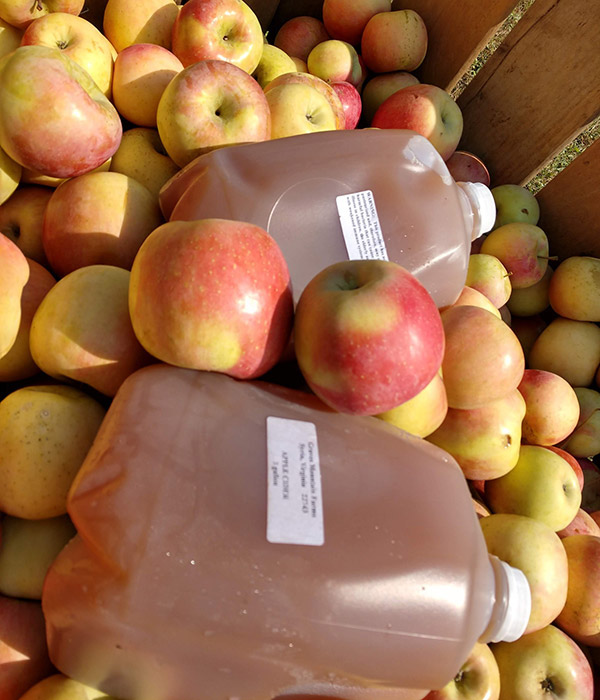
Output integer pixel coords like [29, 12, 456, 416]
[159, 129, 496, 307]
[42, 364, 530, 700]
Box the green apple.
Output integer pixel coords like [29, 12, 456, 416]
[423, 642, 500, 700]
[0, 384, 106, 519]
[548, 256, 600, 322]
[528, 317, 600, 388]
[480, 513, 568, 634]
[426, 388, 525, 481]
[485, 445, 581, 532]
[491, 184, 540, 229]
[491, 624, 594, 699]
[0, 514, 76, 599]
[465, 253, 511, 308]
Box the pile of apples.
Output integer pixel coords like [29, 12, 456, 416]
[0, 0, 600, 699]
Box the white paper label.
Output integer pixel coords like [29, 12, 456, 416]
[336, 190, 389, 261]
[266, 416, 324, 546]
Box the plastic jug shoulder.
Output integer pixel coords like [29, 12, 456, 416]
[159, 129, 495, 307]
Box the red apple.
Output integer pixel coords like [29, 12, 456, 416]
[0, 594, 53, 700]
[294, 259, 445, 415]
[129, 218, 294, 379]
[372, 83, 463, 161]
[171, 0, 264, 73]
[331, 80, 362, 129]
[0, 46, 122, 179]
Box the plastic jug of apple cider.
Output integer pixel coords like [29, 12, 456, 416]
[158, 129, 496, 307]
[43, 364, 530, 700]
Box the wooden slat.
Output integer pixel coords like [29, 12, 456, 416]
[536, 138, 600, 260]
[404, 0, 521, 90]
[457, 0, 600, 187]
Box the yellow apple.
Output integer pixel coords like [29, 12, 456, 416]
[109, 127, 180, 198]
[548, 255, 600, 322]
[253, 43, 296, 88]
[103, 0, 180, 51]
[465, 253, 512, 308]
[376, 371, 448, 439]
[441, 285, 501, 317]
[0, 514, 76, 599]
[480, 513, 568, 634]
[17, 673, 117, 700]
[0, 185, 52, 265]
[485, 444, 581, 532]
[0, 144, 21, 205]
[266, 80, 337, 139]
[561, 387, 600, 458]
[21, 12, 116, 98]
[112, 43, 183, 127]
[0, 17, 21, 58]
[0, 384, 106, 519]
[506, 264, 553, 317]
[29, 265, 152, 397]
[528, 317, 600, 388]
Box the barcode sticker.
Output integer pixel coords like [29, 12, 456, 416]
[336, 190, 389, 261]
[266, 416, 324, 546]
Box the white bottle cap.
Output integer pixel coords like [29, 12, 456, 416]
[457, 181, 497, 239]
[486, 557, 532, 643]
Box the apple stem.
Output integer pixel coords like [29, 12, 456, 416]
[31, 0, 43, 11]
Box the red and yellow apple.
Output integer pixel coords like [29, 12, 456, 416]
[0, 46, 122, 179]
[0, 232, 29, 359]
[42, 170, 164, 276]
[273, 15, 329, 62]
[372, 84, 463, 161]
[360, 71, 420, 126]
[30, 265, 152, 397]
[548, 255, 600, 322]
[440, 305, 525, 410]
[491, 184, 540, 229]
[426, 389, 526, 481]
[331, 80, 362, 129]
[0, 145, 21, 206]
[21, 12, 116, 98]
[294, 259, 445, 415]
[171, 0, 264, 73]
[157, 58, 271, 167]
[465, 253, 511, 309]
[0, 0, 83, 31]
[112, 43, 183, 127]
[361, 9, 428, 73]
[423, 642, 500, 700]
[322, 0, 390, 47]
[103, 0, 180, 51]
[129, 218, 294, 379]
[518, 368, 580, 446]
[266, 80, 337, 139]
[307, 39, 362, 87]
